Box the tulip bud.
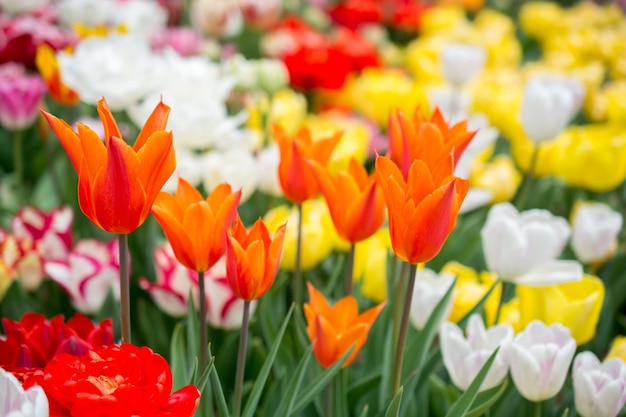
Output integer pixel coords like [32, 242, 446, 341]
[409, 268, 454, 330]
[481, 203, 582, 285]
[571, 201, 623, 264]
[441, 43, 486, 85]
[573, 351, 626, 417]
[505, 320, 576, 401]
[520, 75, 584, 143]
[440, 314, 513, 392]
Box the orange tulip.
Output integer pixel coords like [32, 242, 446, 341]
[387, 107, 475, 178]
[151, 177, 241, 272]
[42, 98, 175, 234]
[375, 154, 468, 264]
[274, 124, 342, 204]
[35, 44, 80, 106]
[309, 158, 385, 243]
[304, 282, 385, 368]
[226, 216, 287, 301]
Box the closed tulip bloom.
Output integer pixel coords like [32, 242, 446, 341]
[440, 314, 513, 392]
[481, 203, 582, 285]
[520, 76, 583, 143]
[310, 158, 385, 243]
[573, 351, 626, 417]
[42, 98, 176, 234]
[387, 107, 476, 178]
[226, 216, 286, 301]
[151, 177, 242, 272]
[274, 124, 342, 204]
[0, 65, 46, 131]
[409, 268, 454, 331]
[304, 283, 385, 368]
[375, 154, 468, 264]
[441, 43, 486, 85]
[505, 320, 576, 401]
[517, 274, 605, 345]
[571, 201, 623, 264]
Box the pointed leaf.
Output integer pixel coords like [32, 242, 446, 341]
[465, 379, 508, 417]
[275, 344, 314, 417]
[385, 387, 404, 417]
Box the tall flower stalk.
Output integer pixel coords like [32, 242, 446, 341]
[42, 97, 176, 344]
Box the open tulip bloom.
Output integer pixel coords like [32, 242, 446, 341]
[573, 351, 626, 417]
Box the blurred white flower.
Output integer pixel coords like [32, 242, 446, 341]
[481, 202, 582, 285]
[0, 0, 51, 15]
[571, 202, 623, 264]
[505, 320, 576, 401]
[0, 368, 48, 417]
[58, 34, 160, 111]
[521, 75, 584, 143]
[57, 0, 117, 28]
[440, 314, 513, 391]
[190, 0, 243, 37]
[201, 149, 259, 202]
[224, 55, 289, 93]
[256, 144, 282, 196]
[409, 268, 454, 331]
[45, 239, 120, 314]
[573, 351, 626, 417]
[112, 0, 167, 41]
[128, 51, 250, 151]
[441, 43, 486, 85]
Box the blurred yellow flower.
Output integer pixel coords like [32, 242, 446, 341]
[268, 89, 308, 135]
[349, 67, 429, 127]
[304, 111, 371, 172]
[606, 336, 626, 362]
[517, 274, 605, 345]
[519, 2, 565, 40]
[472, 9, 521, 69]
[72, 23, 128, 38]
[606, 81, 626, 124]
[441, 261, 501, 326]
[405, 35, 449, 83]
[549, 124, 626, 192]
[263, 199, 337, 271]
[470, 155, 522, 204]
[419, 6, 467, 37]
[436, 0, 485, 13]
[0, 261, 12, 301]
[498, 297, 522, 333]
[352, 229, 391, 303]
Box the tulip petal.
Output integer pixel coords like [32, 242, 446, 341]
[41, 111, 84, 173]
[176, 177, 204, 206]
[97, 98, 122, 143]
[514, 260, 584, 286]
[136, 130, 176, 219]
[182, 202, 213, 272]
[151, 207, 197, 270]
[134, 100, 171, 151]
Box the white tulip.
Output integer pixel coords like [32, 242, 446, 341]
[481, 202, 582, 285]
[112, 0, 167, 41]
[505, 320, 576, 401]
[440, 314, 513, 391]
[571, 202, 623, 264]
[573, 351, 626, 417]
[0, 0, 50, 15]
[256, 144, 282, 196]
[441, 43, 486, 85]
[0, 368, 48, 417]
[409, 268, 454, 331]
[520, 75, 584, 143]
[201, 149, 259, 202]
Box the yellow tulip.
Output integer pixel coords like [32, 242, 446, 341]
[517, 274, 605, 345]
[268, 89, 308, 135]
[263, 199, 337, 271]
[606, 336, 626, 362]
[549, 124, 626, 192]
[352, 229, 391, 303]
[441, 261, 501, 326]
[519, 2, 565, 40]
[470, 155, 522, 204]
[498, 297, 523, 333]
[0, 261, 12, 301]
[419, 6, 467, 37]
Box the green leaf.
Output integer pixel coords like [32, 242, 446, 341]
[348, 371, 381, 405]
[358, 405, 369, 417]
[445, 347, 500, 417]
[274, 344, 314, 417]
[241, 304, 295, 417]
[0, 281, 39, 320]
[385, 387, 403, 417]
[170, 323, 189, 392]
[291, 346, 355, 415]
[465, 379, 509, 417]
[186, 290, 200, 360]
[209, 346, 230, 417]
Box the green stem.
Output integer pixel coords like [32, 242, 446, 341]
[391, 262, 408, 352]
[198, 270, 208, 371]
[233, 300, 251, 417]
[293, 203, 303, 305]
[118, 234, 131, 344]
[516, 144, 540, 210]
[13, 129, 23, 190]
[391, 262, 417, 395]
[532, 400, 541, 417]
[493, 279, 508, 325]
[324, 381, 332, 417]
[346, 243, 356, 296]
